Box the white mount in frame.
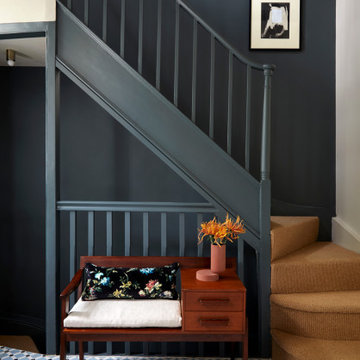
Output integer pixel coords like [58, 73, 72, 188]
[251, 0, 300, 49]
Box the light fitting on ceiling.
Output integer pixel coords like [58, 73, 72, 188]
[6, 49, 15, 67]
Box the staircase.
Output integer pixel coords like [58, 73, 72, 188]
[271, 217, 360, 359]
[53, 0, 274, 356]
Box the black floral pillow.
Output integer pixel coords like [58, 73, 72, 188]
[81, 262, 179, 301]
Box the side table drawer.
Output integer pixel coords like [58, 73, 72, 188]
[183, 291, 244, 312]
[184, 311, 244, 332]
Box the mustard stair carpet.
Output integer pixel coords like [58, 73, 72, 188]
[270, 216, 360, 360]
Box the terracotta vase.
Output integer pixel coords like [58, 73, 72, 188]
[210, 244, 226, 274]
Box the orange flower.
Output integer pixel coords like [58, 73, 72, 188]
[223, 214, 246, 239]
[198, 214, 246, 247]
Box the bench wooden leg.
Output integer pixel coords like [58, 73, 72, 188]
[60, 333, 66, 360]
[79, 341, 84, 360]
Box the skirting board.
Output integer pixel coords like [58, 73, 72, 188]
[332, 217, 360, 254]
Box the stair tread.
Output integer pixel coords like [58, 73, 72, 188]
[271, 291, 360, 313]
[272, 241, 360, 265]
[272, 329, 360, 360]
[270, 216, 319, 262]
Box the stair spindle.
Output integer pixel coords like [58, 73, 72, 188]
[209, 34, 215, 139]
[227, 52, 233, 155]
[142, 212, 149, 256]
[174, 1, 180, 106]
[156, 0, 162, 90]
[84, 0, 89, 26]
[191, 19, 198, 123]
[161, 212, 167, 256]
[245, 65, 252, 172]
[102, 0, 108, 42]
[138, 0, 143, 74]
[120, 0, 125, 58]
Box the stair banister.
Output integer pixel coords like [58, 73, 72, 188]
[261, 65, 275, 181]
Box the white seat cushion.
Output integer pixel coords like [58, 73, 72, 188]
[63, 298, 182, 328]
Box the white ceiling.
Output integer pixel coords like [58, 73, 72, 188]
[0, 37, 45, 67]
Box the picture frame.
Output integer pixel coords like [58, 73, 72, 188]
[250, 0, 300, 50]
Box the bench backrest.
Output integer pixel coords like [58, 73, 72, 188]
[80, 256, 236, 270]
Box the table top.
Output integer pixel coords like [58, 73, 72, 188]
[181, 267, 246, 292]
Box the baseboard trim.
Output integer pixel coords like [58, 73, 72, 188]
[332, 217, 360, 253]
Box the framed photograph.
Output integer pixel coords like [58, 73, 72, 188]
[250, 0, 300, 49]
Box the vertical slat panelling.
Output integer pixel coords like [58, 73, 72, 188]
[209, 34, 215, 139]
[161, 211, 167, 355]
[120, 0, 125, 58]
[161, 343, 167, 356]
[237, 238, 244, 282]
[197, 213, 203, 257]
[219, 342, 225, 357]
[102, 0, 108, 42]
[143, 342, 149, 356]
[161, 213, 167, 256]
[173, 1, 180, 106]
[125, 210, 130, 355]
[125, 342, 130, 355]
[245, 65, 252, 172]
[125, 212, 131, 256]
[138, 0, 144, 74]
[227, 52, 233, 155]
[106, 212, 112, 256]
[180, 343, 186, 356]
[88, 212, 95, 255]
[142, 212, 149, 356]
[191, 19, 197, 123]
[156, 0, 162, 90]
[198, 342, 204, 357]
[84, 0, 89, 26]
[179, 213, 185, 256]
[106, 211, 113, 355]
[87, 211, 94, 355]
[69, 211, 76, 354]
[67, 0, 72, 10]
[142, 212, 149, 256]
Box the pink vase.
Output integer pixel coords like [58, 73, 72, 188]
[210, 244, 226, 273]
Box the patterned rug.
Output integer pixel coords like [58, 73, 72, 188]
[0, 346, 267, 360]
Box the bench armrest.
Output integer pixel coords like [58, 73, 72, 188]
[60, 269, 83, 298]
[60, 269, 83, 327]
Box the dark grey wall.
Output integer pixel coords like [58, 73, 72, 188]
[190, 0, 336, 239]
[1, 0, 335, 355]
[0, 67, 46, 348]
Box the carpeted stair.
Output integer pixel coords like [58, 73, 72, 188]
[270, 216, 360, 359]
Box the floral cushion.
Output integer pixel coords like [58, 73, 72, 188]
[81, 262, 179, 301]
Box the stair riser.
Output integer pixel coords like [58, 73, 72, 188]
[271, 217, 319, 261]
[271, 262, 360, 293]
[272, 341, 298, 360]
[272, 303, 360, 340]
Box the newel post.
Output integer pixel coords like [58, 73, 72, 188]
[258, 64, 274, 357]
[260, 65, 274, 181]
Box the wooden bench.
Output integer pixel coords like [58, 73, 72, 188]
[60, 256, 248, 360]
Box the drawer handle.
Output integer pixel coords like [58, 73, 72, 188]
[199, 318, 230, 327]
[199, 298, 230, 306]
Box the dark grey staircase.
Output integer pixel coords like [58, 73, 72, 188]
[55, 1, 274, 356]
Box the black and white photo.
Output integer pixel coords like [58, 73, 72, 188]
[251, 0, 300, 49]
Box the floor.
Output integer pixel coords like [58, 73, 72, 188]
[0, 346, 267, 360]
